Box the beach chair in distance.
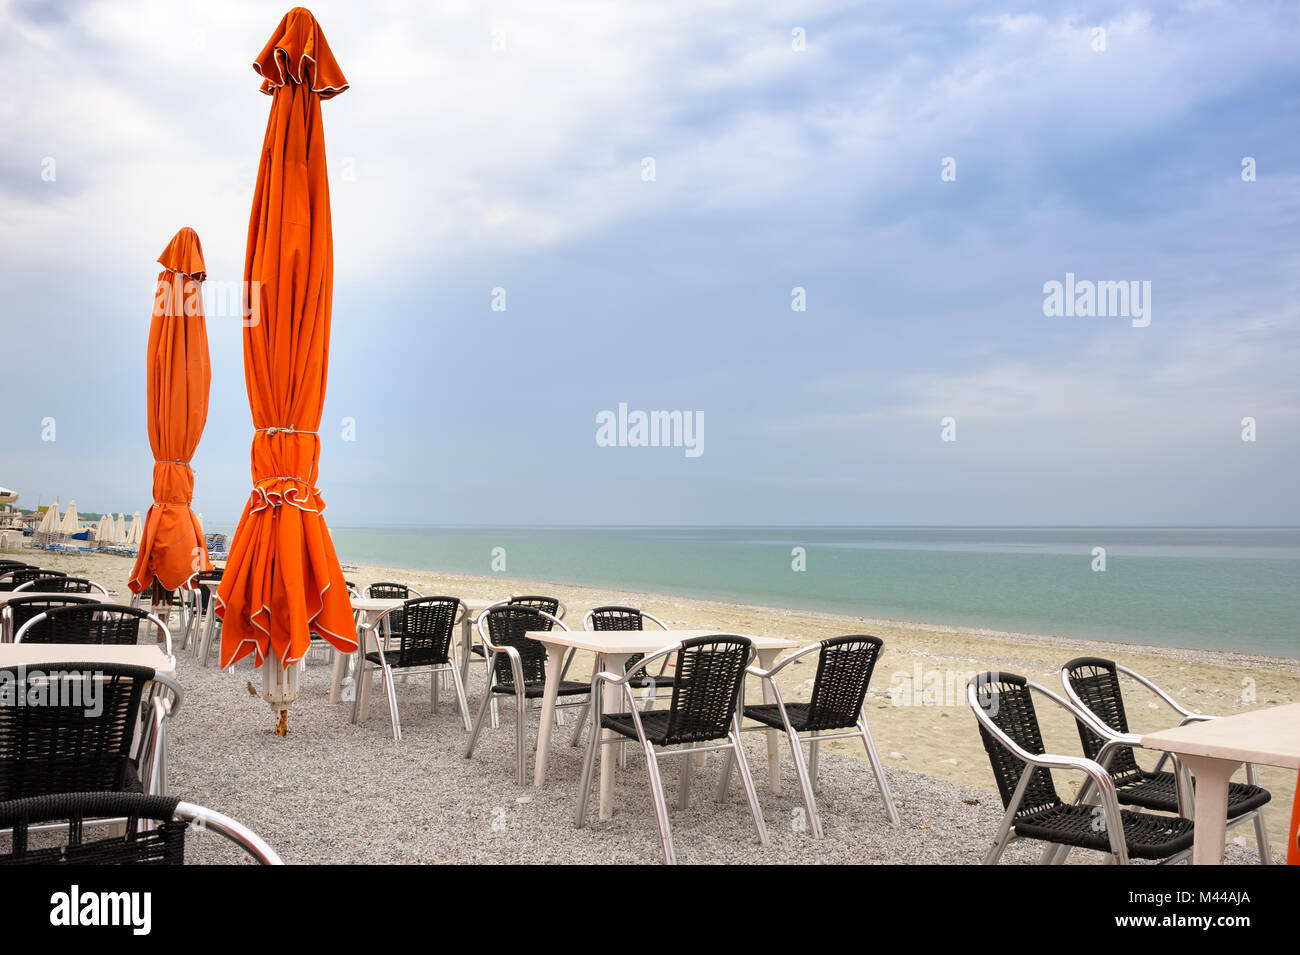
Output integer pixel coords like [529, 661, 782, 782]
[967, 671, 1194, 865]
[15, 575, 108, 595]
[574, 634, 768, 865]
[184, 568, 222, 656]
[1, 594, 98, 641]
[0, 662, 182, 800]
[1062, 656, 1272, 864]
[0, 792, 281, 865]
[720, 635, 898, 837]
[464, 604, 587, 785]
[351, 597, 472, 740]
[15, 604, 173, 657]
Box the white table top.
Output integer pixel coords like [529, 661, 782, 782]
[0, 591, 115, 606]
[350, 596, 497, 613]
[524, 629, 799, 655]
[0, 643, 176, 676]
[1141, 702, 1300, 769]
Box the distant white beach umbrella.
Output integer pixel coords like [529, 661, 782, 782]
[127, 511, 143, 546]
[0, 487, 17, 506]
[58, 500, 79, 536]
[196, 512, 204, 533]
[114, 513, 126, 543]
[37, 499, 60, 535]
[95, 515, 113, 541]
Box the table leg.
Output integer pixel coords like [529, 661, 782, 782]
[599, 652, 633, 821]
[329, 647, 347, 704]
[358, 614, 380, 722]
[460, 614, 473, 684]
[757, 648, 782, 794]
[532, 645, 567, 786]
[1181, 755, 1240, 865]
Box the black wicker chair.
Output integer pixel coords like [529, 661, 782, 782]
[0, 663, 182, 801]
[0, 568, 63, 592]
[15, 604, 173, 657]
[723, 635, 898, 837]
[468, 595, 567, 729]
[363, 582, 422, 638]
[17, 576, 108, 595]
[464, 604, 586, 784]
[185, 568, 223, 658]
[1, 594, 98, 641]
[1062, 656, 1272, 864]
[574, 635, 768, 865]
[351, 597, 471, 740]
[0, 792, 281, 864]
[967, 671, 1195, 864]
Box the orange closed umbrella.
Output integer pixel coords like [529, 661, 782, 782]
[128, 227, 212, 594]
[217, 8, 356, 726]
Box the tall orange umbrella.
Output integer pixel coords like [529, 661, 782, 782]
[128, 227, 212, 594]
[216, 8, 356, 733]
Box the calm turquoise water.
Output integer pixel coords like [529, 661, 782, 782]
[215, 526, 1300, 657]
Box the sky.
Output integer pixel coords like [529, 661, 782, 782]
[1, 0, 1297, 526]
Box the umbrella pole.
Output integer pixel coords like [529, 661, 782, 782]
[261, 653, 302, 736]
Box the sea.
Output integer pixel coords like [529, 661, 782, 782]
[214, 525, 1300, 658]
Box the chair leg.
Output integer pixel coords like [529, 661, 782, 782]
[643, 743, 676, 865]
[782, 726, 822, 838]
[464, 684, 495, 759]
[448, 662, 473, 732]
[431, 667, 440, 714]
[574, 695, 602, 828]
[515, 690, 528, 786]
[677, 742, 694, 811]
[730, 729, 769, 848]
[1251, 811, 1272, 864]
[568, 702, 589, 747]
[383, 665, 401, 742]
[715, 747, 735, 802]
[350, 659, 367, 725]
[858, 717, 900, 825]
[809, 731, 821, 793]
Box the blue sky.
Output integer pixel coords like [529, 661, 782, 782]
[1, 0, 1297, 525]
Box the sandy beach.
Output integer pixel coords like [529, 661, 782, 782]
[9, 544, 1297, 861]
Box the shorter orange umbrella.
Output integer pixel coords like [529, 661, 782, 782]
[128, 228, 212, 593]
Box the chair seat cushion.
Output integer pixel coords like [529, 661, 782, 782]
[599, 709, 729, 747]
[1, 755, 143, 802]
[490, 680, 589, 699]
[743, 702, 856, 732]
[1116, 771, 1270, 818]
[1013, 803, 1194, 859]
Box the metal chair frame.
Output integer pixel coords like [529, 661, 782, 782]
[967, 673, 1192, 866]
[573, 636, 769, 865]
[350, 597, 472, 740]
[14, 577, 109, 595]
[15, 605, 174, 659]
[463, 607, 585, 785]
[468, 596, 568, 730]
[1059, 659, 1272, 865]
[721, 637, 899, 838]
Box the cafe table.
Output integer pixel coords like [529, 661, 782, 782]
[1141, 702, 1300, 864]
[524, 629, 799, 820]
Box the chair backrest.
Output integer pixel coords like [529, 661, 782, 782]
[482, 604, 561, 687]
[0, 664, 156, 800]
[2, 595, 98, 633]
[659, 635, 752, 745]
[366, 582, 414, 599]
[26, 576, 101, 594]
[0, 561, 33, 571]
[15, 605, 165, 651]
[1062, 657, 1143, 783]
[0, 568, 61, 591]
[802, 635, 884, 731]
[969, 672, 1063, 816]
[385, 597, 462, 667]
[196, 569, 223, 583]
[587, 605, 669, 672]
[510, 595, 563, 620]
[345, 580, 360, 598]
[0, 791, 282, 865]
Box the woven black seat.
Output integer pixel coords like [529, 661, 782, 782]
[351, 597, 470, 740]
[0, 663, 157, 801]
[742, 701, 814, 731]
[969, 671, 1196, 865]
[1013, 804, 1193, 859]
[0, 791, 281, 865]
[493, 679, 590, 699]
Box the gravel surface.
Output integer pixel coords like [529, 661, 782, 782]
[167, 650, 1270, 865]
